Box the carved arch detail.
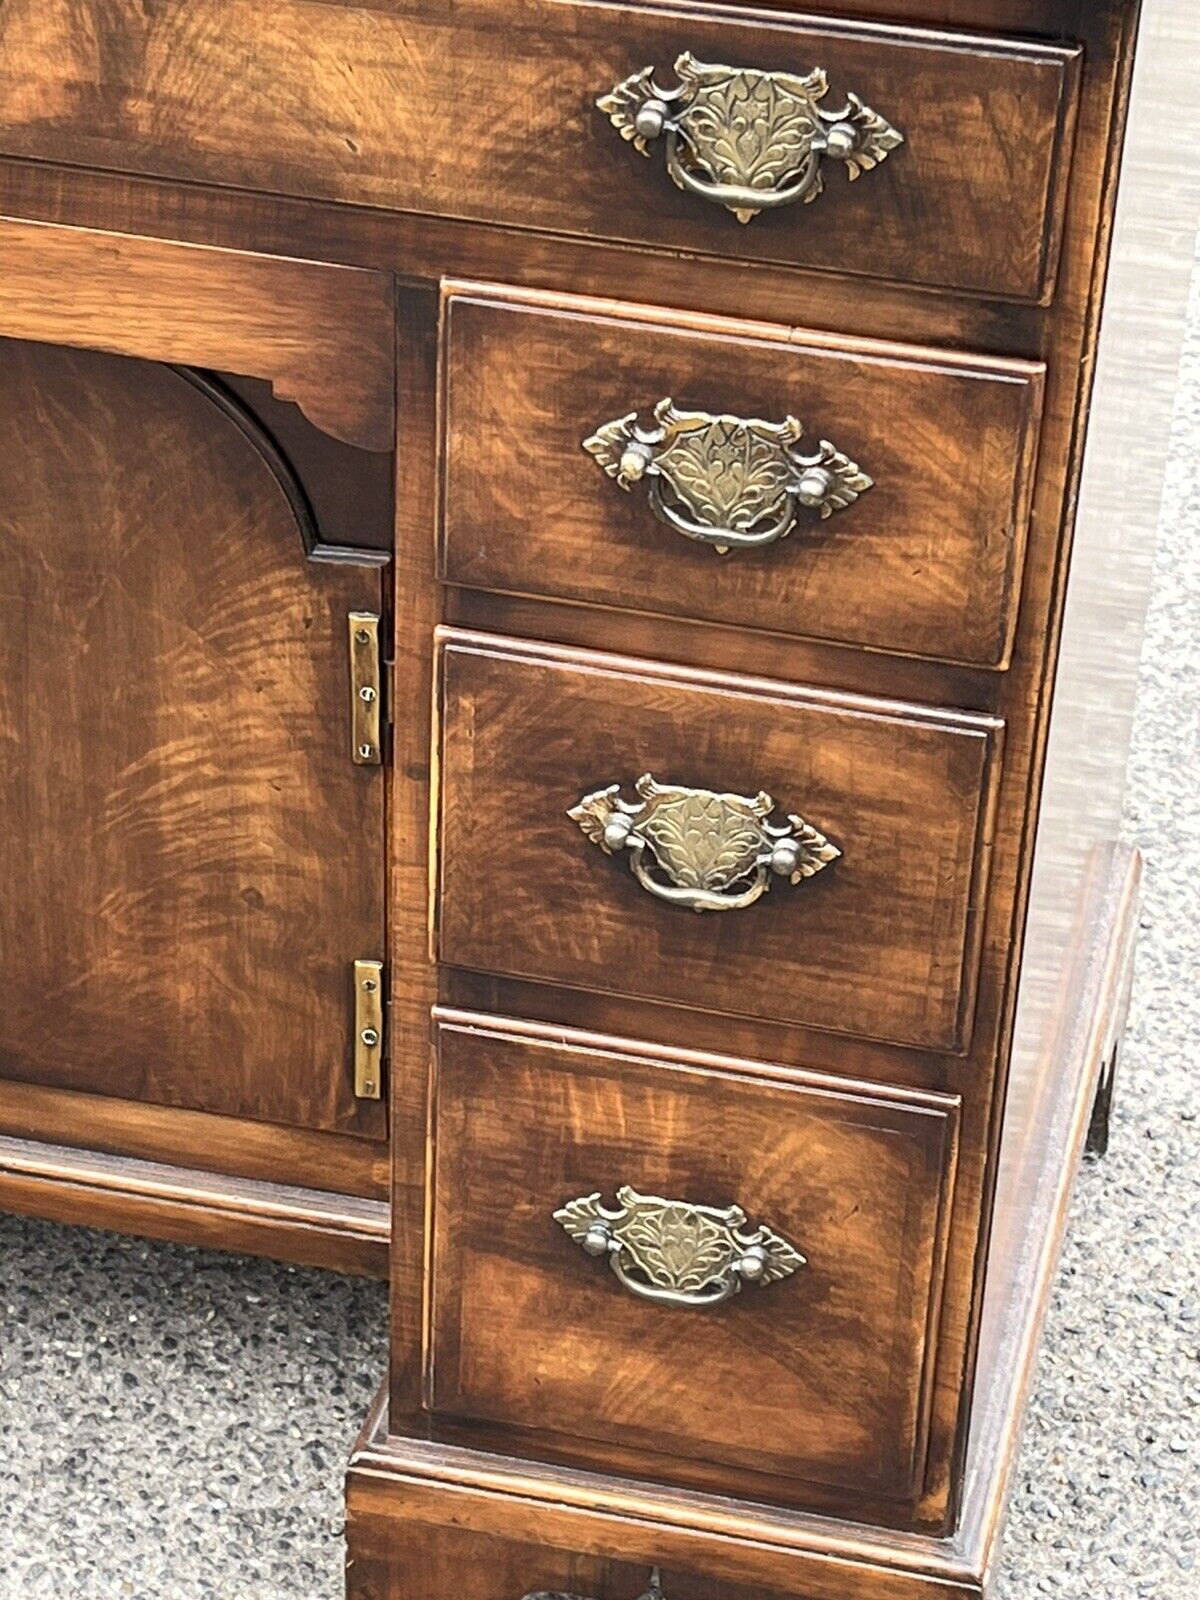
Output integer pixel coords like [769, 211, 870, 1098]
[169, 367, 391, 569]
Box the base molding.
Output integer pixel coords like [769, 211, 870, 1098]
[0, 1136, 389, 1276]
[346, 842, 1141, 1600]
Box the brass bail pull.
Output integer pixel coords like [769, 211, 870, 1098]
[568, 773, 840, 914]
[554, 1186, 807, 1308]
[583, 399, 872, 554]
[598, 53, 903, 224]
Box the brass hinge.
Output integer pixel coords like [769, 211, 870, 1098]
[353, 959, 385, 1100]
[348, 612, 383, 765]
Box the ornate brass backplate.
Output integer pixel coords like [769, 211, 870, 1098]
[568, 773, 840, 913]
[555, 1187, 807, 1308]
[598, 53, 903, 223]
[583, 398, 871, 554]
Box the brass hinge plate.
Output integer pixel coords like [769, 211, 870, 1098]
[354, 959, 385, 1100]
[348, 612, 383, 765]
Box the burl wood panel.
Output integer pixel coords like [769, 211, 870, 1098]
[435, 633, 1002, 1052]
[439, 285, 1045, 668]
[429, 1015, 960, 1500]
[0, 1, 1080, 301]
[0, 340, 386, 1137]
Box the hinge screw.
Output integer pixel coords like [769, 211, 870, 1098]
[361, 1027, 380, 1049]
[355, 628, 371, 645]
[362, 978, 377, 992]
[362, 1081, 376, 1095]
[359, 743, 375, 760]
[359, 685, 377, 703]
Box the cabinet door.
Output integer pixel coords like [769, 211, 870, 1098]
[0, 338, 386, 1138]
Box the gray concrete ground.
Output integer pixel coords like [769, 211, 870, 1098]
[2, 272, 1198, 1600]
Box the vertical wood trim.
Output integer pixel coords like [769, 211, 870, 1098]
[388, 285, 444, 1413]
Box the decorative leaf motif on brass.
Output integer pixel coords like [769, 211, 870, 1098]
[554, 1186, 807, 1308]
[598, 53, 903, 222]
[583, 399, 870, 554]
[568, 772, 840, 913]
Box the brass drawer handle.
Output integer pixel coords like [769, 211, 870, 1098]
[568, 773, 839, 913]
[583, 399, 871, 554]
[598, 53, 903, 224]
[555, 1186, 806, 1308]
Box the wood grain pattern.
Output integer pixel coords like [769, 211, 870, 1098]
[346, 1468, 979, 1600]
[0, 153, 1046, 358]
[386, 287, 447, 1411]
[962, 844, 1140, 1580]
[346, 842, 1142, 1599]
[435, 632, 1002, 1053]
[429, 1013, 959, 1500]
[0, 1075, 389, 1198]
[0, 339, 386, 1137]
[439, 284, 1044, 668]
[0, 216, 395, 449]
[0, 1134, 389, 1276]
[0, 0, 1125, 1532]
[0, 0, 1159, 1566]
[0, 1, 1080, 301]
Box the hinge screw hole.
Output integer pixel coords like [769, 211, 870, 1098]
[360, 1027, 380, 1048]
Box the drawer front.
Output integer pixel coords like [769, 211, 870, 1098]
[429, 1014, 960, 1499]
[435, 633, 1002, 1053]
[440, 285, 1045, 668]
[0, 3, 1078, 301]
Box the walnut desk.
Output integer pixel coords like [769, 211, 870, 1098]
[0, 1, 1192, 1596]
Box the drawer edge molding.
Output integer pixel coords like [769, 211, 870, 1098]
[430, 1005, 965, 1115]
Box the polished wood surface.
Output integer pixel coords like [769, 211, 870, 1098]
[0, 2, 1080, 302]
[0, 339, 386, 1138]
[439, 284, 1044, 668]
[0, 0, 1175, 1585]
[0, 215, 395, 450]
[0, 1134, 389, 1277]
[387, 0, 1139, 1543]
[428, 1013, 959, 1501]
[347, 848, 1141, 1597]
[0, 1075, 389, 1199]
[961, 845, 1141, 1583]
[436, 632, 1001, 1052]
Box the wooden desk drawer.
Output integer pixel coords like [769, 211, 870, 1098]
[0, 3, 1079, 302]
[435, 632, 1002, 1053]
[440, 284, 1045, 668]
[428, 1013, 960, 1501]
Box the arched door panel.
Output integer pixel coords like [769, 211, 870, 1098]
[0, 338, 387, 1141]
